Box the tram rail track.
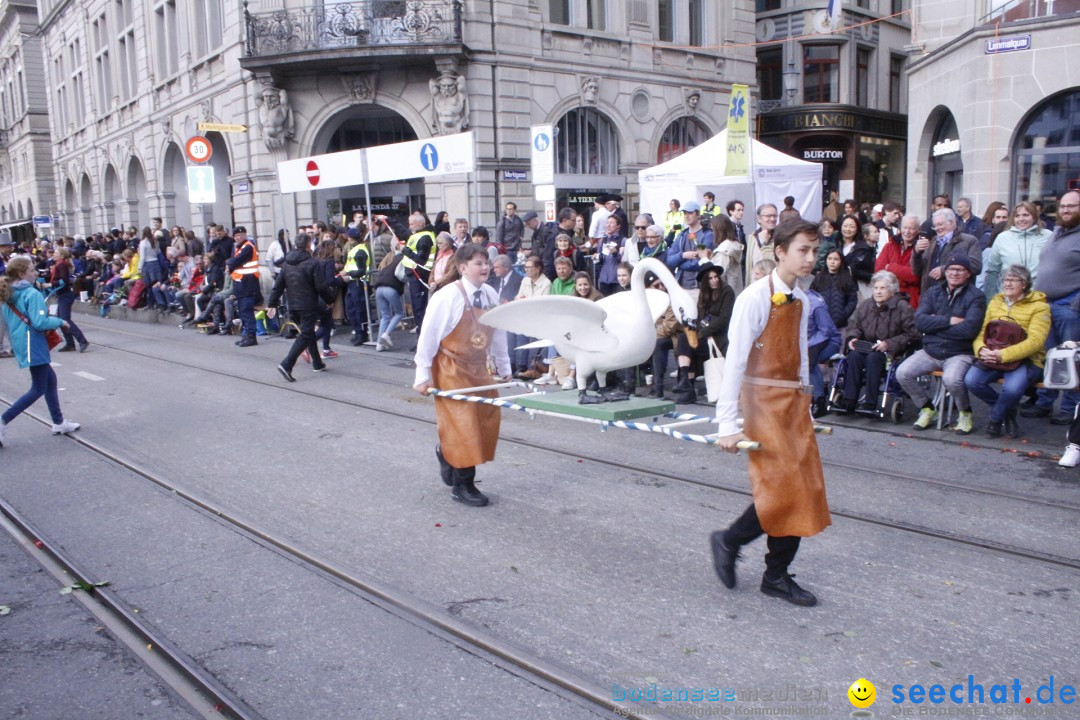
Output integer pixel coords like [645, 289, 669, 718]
[0, 497, 265, 720]
[13, 325, 1080, 572]
[0, 406, 667, 720]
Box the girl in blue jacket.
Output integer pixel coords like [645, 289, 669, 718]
[0, 255, 80, 446]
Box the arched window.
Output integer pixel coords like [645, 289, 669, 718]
[1013, 89, 1080, 204]
[657, 116, 710, 163]
[930, 110, 962, 201]
[555, 107, 619, 175]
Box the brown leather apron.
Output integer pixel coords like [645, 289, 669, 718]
[431, 282, 500, 468]
[740, 282, 831, 537]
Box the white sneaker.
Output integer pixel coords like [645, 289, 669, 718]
[561, 376, 576, 390]
[379, 333, 394, 349]
[1060, 444, 1080, 468]
[533, 372, 556, 385]
[51, 420, 80, 435]
[375, 341, 387, 352]
[0, 420, 6, 447]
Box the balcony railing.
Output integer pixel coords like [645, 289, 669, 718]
[980, 0, 1080, 25]
[244, 0, 462, 57]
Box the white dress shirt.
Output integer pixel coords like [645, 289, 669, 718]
[588, 207, 612, 239]
[715, 270, 810, 437]
[413, 278, 511, 386]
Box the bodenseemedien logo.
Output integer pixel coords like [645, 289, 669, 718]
[848, 678, 876, 717]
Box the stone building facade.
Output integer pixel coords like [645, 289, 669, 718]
[34, 0, 757, 248]
[0, 0, 55, 243]
[906, 0, 1080, 219]
[752, 0, 912, 207]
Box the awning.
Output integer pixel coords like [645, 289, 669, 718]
[0, 218, 32, 231]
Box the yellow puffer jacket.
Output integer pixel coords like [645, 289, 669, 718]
[973, 290, 1051, 367]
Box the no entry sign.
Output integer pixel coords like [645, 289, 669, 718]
[277, 150, 364, 194]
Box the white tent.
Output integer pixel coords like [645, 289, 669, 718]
[638, 128, 823, 224]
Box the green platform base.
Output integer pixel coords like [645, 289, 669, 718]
[514, 390, 676, 421]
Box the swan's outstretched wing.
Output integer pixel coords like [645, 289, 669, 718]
[481, 296, 618, 353]
[596, 287, 670, 322]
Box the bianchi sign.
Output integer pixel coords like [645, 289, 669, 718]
[985, 35, 1031, 54]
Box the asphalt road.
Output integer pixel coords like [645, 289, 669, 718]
[1, 312, 1077, 718]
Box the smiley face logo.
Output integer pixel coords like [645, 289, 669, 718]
[848, 678, 876, 708]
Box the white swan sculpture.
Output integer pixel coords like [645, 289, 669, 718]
[480, 257, 698, 404]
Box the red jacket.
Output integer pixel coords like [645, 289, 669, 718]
[875, 239, 920, 309]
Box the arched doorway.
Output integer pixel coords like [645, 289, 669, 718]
[161, 142, 191, 230]
[656, 116, 710, 164]
[126, 158, 149, 228]
[553, 106, 623, 220]
[80, 174, 93, 234]
[1013, 88, 1080, 205]
[103, 165, 120, 230]
[64, 180, 77, 234]
[16, 200, 23, 219]
[929, 110, 962, 202]
[205, 132, 233, 228]
[310, 104, 421, 224]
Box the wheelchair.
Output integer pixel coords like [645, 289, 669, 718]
[826, 347, 912, 423]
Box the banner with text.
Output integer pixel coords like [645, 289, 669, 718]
[725, 84, 751, 177]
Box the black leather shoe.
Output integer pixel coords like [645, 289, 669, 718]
[1050, 413, 1073, 426]
[1021, 405, 1051, 418]
[435, 445, 453, 487]
[760, 572, 817, 607]
[811, 396, 829, 419]
[235, 336, 258, 347]
[709, 531, 738, 589]
[986, 420, 1003, 438]
[277, 364, 295, 382]
[1004, 409, 1020, 438]
[451, 478, 489, 507]
[58, 345, 76, 352]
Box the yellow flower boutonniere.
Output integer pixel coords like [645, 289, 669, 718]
[771, 292, 790, 307]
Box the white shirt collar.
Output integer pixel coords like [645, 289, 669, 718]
[461, 277, 485, 296]
[770, 270, 795, 295]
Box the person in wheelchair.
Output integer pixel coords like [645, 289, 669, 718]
[835, 271, 918, 414]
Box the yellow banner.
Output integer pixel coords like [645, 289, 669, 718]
[725, 84, 751, 177]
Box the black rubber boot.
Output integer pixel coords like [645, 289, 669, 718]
[672, 367, 696, 404]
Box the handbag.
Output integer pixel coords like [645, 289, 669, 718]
[977, 317, 1027, 372]
[704, 337, 726, 403]
[7, 300, 63, 350]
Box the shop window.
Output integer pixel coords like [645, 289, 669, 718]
[657, 116, 710, 164]
[858, 135, 905, 204]
[930, 111, 962, 201]
[1013, 90, 1080, 203]
[555, 107, 620, 175]
[756, 0, 782, 10]
[804, 45, 839, 103]
[757, 46, 782, 102]
[855, 47, 871, 107]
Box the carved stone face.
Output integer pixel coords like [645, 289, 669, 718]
[438, 78, 457, 97]
[582, 78, 598, 101]
[262, 89, 280, 108]
[687, 93, 700, 109]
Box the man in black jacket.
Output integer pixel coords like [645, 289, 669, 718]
[267, 233, 336, 382]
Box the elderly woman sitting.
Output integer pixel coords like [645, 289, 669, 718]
[835, 270, 918, 414]
[963, 263, 1050, 438]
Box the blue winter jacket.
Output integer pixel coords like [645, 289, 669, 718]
[914, 279, 986, 360]
[2, 281, 64, 369]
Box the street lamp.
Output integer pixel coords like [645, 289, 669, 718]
[783, 59, 800, 105]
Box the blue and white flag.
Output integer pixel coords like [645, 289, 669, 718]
[827, 0, 842, 25]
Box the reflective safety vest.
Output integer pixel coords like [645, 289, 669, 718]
[664, 210, 685, 237]
[700, 204, 719, 220]
[343, 242, 372, 277]
[230, 240, 260, 281]
[400, 230, 436, 271]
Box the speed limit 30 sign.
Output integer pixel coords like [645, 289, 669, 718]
[185, 136, 212, 164]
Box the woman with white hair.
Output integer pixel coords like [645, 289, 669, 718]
[835, 270, 917, 415]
